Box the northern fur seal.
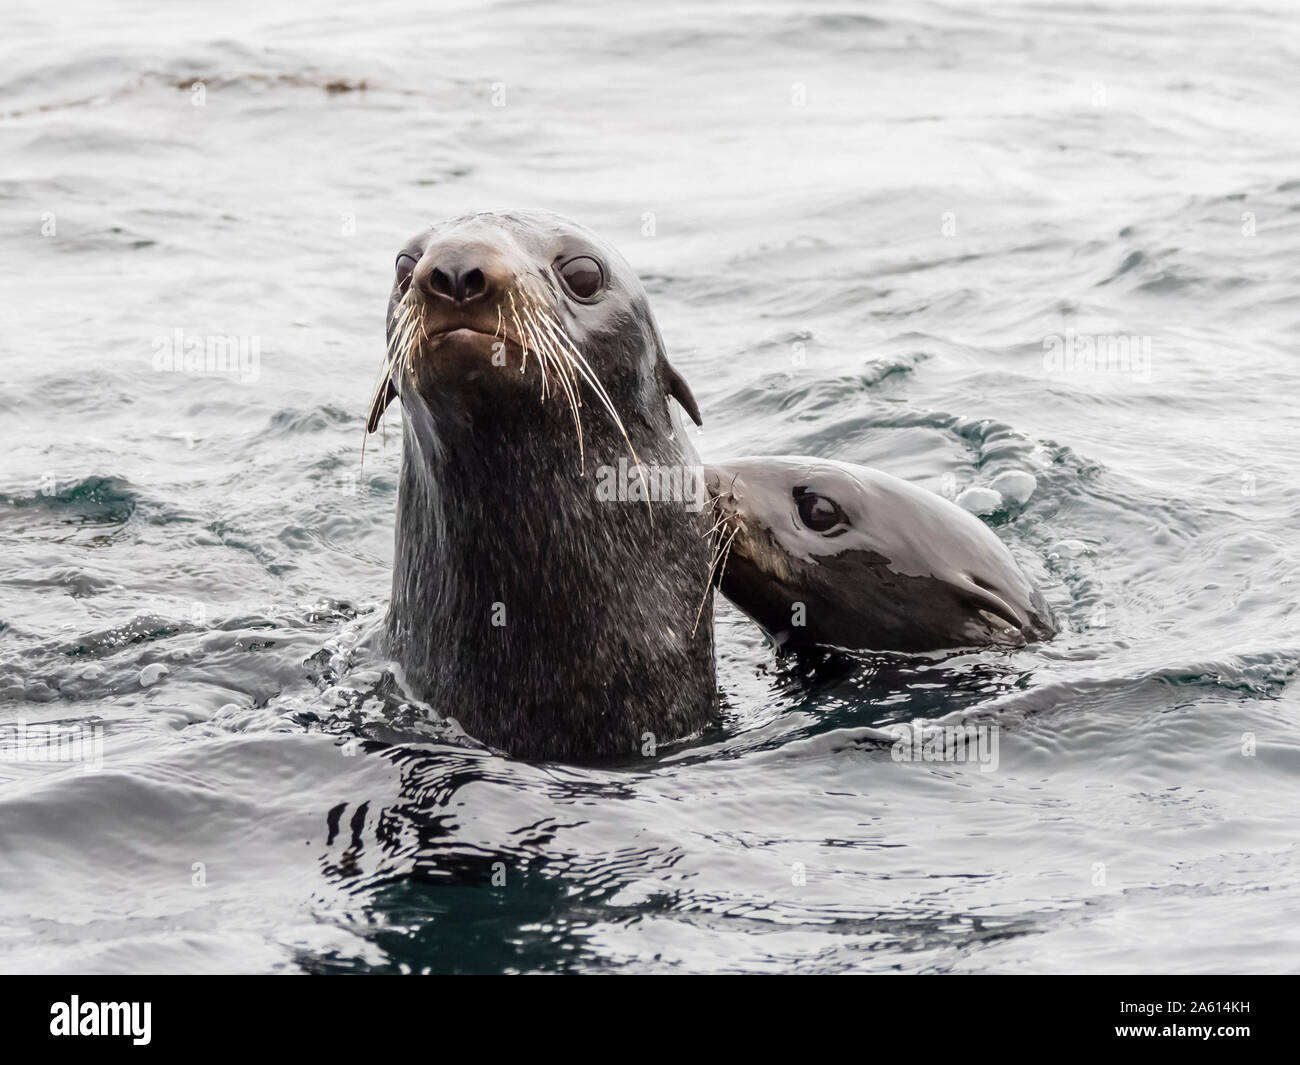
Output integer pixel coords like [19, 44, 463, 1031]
[705, 456, 1055, 653]
[366, 210, 716, 762]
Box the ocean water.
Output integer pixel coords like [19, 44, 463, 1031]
[2, 0, 1299, 974]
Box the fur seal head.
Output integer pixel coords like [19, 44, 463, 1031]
[368, 210, 716, 762]
[705, 456, 1055, 653]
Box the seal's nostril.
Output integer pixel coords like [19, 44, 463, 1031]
[428, 267, 456, 301]
[425, 264, 489, 304]
[461, 267, 487, 303]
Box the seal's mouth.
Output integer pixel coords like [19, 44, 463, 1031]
[690, 471, 746, 634]
[704, 469, 797, 586]
[432, 326, 496, 342]
[366, 281, 644, 478]
[426, 325, 516, 350]
[697, 473, 810, 640]
[705, 467, 750, 546]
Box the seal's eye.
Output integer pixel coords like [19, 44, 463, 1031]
[558, 256, 605, 300]
[795, 490, 848, 535]
[395, 252, 418, 294]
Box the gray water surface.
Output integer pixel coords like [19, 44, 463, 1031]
[2, 0, 1299, 973]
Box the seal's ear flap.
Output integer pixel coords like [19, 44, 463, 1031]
[366, 378, 398, 434]
[664, 361, 703, 427]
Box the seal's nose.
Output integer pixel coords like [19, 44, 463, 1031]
[704, 463, 742, 500]
[413, 241, 505, 306]
[703, 465, 744, 520]
[427, 264, 487, 304]
[705, 467, 723, 498]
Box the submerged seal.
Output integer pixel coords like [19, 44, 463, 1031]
[705, 456, 1055, 653]
[367, 209, 716, 762]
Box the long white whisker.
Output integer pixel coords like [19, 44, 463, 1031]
[693, 523, 738, 636]
[527, 297, 651, 512]
[521, 298, 586, 468]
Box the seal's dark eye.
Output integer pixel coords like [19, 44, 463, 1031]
[795, 490, 848, 534]
[395, 252, 418, 293]
[558, 256, 604, 300]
